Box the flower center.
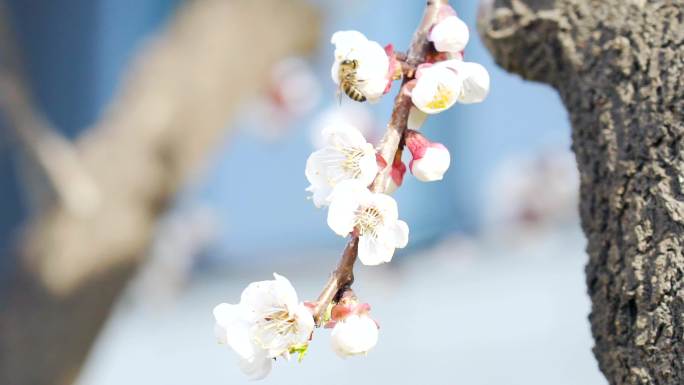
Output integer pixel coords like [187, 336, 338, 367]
[251, 307, 301, 356]
[261, 309, 298, 336]
[355, 206, 383, 238]
[426, 83, 454, 110]
[339, 147, 366, 178]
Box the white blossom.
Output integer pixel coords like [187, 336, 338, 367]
[305, 123, 378, 208]
[331, 30, 390, 102]
[331, 314, 379, 357]
[213, 273, 314, 380]
[411, 60, 490, 114]
[327, 179, 408, 265]
[429, 15, 470, 53]
[410, 63, 463, 114]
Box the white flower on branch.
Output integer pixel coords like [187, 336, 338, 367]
[429, 12, 470, 53]
[410, 62, 463, 114]
[213, 273, 314, 380]
[406, 130, 451, 182]
[305, 123, 378, 208]
[410, 59, 490, 114]
[327, 180, 409, 265]
[331, 30, 391, 102]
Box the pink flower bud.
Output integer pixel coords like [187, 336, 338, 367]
[375, 153, 406, 194]
[405, 130, 451, 182]
[387, 156, 407, 194]
[384, 44, 401, 93]
[327, 293, 379, 358]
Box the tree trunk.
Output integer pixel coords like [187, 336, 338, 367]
[479, 1, 683, 384]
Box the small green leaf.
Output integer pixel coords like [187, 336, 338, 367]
[288, 343, 309, 363]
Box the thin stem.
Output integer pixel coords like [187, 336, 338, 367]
[312, 0, 448, 326]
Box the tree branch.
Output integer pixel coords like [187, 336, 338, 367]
[312, 0, 448, 326]
[0, 2, 100, 217]
[0, 1, 319, 384]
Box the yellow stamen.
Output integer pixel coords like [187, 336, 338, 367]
[426, 84, 454, 110]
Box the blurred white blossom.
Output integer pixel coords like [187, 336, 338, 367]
[310, 103, 376, 149]
[130, 205, 218, 305]
[242, 57, 321, 140]
[484, 149, 580, 237]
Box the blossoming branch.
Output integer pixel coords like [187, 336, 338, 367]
[213, 0, 489, 379]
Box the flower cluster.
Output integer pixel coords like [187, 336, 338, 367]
[213, 4, 489, 379]
[213, 274, 379, 379]
[328, 6, 488, 182]
[213, 274, 313, 380]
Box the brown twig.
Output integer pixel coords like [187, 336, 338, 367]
[312, 0, 448, 326]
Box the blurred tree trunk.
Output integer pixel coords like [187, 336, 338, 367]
[479, 0, 683, 384]
[0, 1, 318, 385]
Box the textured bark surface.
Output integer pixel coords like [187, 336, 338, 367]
[0, 1, 318, 385]
[479, 0, 684, 384]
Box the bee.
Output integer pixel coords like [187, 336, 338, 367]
[338, 59, 367, 103]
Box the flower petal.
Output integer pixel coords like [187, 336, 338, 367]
[429, 15, 470, 53]
[458, 62, 490, 104]
[237, 350, 272, 380]
[388, 220, 409, 249]
[305, 147, 345, 207]
[213, 303, 257, 360]
[273, 273, 300, 311]
[411, 144, 451, 182]
[293, 304, 315, 343]
[407, 106, 428, 130]
[358, 234, 395, 265]
[358, 144, 379, 186]
[331, 315, 379, 357]
[323, 123, 368, 149]
[327, 180, 368, 236]
[331, 30, 369, 57]
[240, 280, 279, 318]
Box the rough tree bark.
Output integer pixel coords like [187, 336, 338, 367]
[0, 1, 318, 385]
[479, 0, 683, 384]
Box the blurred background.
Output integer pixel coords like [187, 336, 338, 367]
[0, 0, 606, 384]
